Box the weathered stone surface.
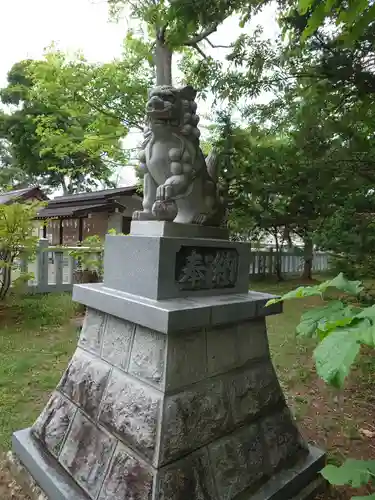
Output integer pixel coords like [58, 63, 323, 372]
[98, 443, 154, 500]
[59, 411, 115, 499]
[209, 423, 265, 499]
[262, 407, 307, 473]
[206, 324, 239, 375]
[156, 449, 216, 500]
[99, 371, 161, 462]
[59, 349, 111, 419]
[101, 316, 135, 370]
[78, 308, 106, 354]
[236, 318, 270, 365]
[228, 362, 283, 426]
[32, 392, 75, 458]
[161, 379, 230, 463]
[129, 325, 166, 387]
[165, 329, 206, 391]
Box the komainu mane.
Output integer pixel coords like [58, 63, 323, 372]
[133, 85, 224, 226]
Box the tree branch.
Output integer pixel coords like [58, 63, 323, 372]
[184, 23, 219, 46]
[75, 92, 144, 131]
[206, 38, 232, 49]
[192, 44, 208, 59]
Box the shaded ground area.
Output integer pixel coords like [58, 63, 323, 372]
[0, 280, 374, 498]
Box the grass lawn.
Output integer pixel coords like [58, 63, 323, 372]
[0, 294, 80, 451]
[0, 280, 374, 499]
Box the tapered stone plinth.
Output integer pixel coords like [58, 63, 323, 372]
[13, 222, 325, 499]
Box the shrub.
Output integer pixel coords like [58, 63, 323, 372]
[0, 202, 42, 300]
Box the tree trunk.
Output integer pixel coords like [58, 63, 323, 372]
[272, 229, 283, 281]
[155, 39, 173, 86]
[302, 236, 314, 280]
[61, 177, 69, 196]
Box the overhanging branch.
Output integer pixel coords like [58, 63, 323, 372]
[206, 38, 232, 49]
[192, 44, 208, 59]
[184, 23, 219, 46]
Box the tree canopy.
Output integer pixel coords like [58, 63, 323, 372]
[0, 43, 152, 194]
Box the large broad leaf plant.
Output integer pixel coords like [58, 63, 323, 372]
[267, 273, 375, 498]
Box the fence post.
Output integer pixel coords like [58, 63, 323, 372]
[37, 239, 49, 290]
[54, 251, 64, 289]
[267, 249, 273, 277]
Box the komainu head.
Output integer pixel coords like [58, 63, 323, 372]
[146, 85, 201, 141]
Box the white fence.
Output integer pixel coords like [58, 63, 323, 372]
[14, 239, 102, 294]
[13, 241, 332, 294]
[249, 250, 330, 277]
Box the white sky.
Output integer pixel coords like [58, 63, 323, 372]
[0, 0, 279, 187]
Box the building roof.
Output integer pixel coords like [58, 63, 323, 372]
[51, 186, 138, 204]
[36, 185, 141, 219]
[0, 186, 48, 205]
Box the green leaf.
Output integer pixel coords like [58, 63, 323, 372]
[321, 459, 375, 488]
[356, 322, 375, 347]
[355, 304, 375, 321]
[318, 273, 364, 296]
[298, 0, 313, 15]
[352, 494, 375, 500]
[266, 286, 323, 306]
[313, 327, 362, 387]
[295, 301, 357, 338]
[302, 3, 327, 41]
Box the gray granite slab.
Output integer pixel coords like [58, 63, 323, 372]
[58, 349, 111, 419]
[13, 428, 90, 500]
[160, 378, 231, 464]
[78, 308, 106, 355]
[98, 443, 154, 500]
[99, 370, 161, 463]
[130, 220, 229, 240]
[59, 411, 115, 498]
[129, 325, 166, 387]
[165, 329, 207, 391]
[103, 234, 251, 300]
[73, 284, 282, 334]
[101, 316, 135, 370]
[155, 448, 216, 500]
[32, 392, 76, 458]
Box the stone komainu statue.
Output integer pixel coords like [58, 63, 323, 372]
[133, 85, 225, 226]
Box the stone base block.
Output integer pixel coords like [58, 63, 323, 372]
[102, 234, 251, 300]
[13, 306, 325, 500]
[13, 429, 325, 500]
[73, 284, 282, 333]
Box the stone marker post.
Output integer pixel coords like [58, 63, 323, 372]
[12, 84, 325, 500]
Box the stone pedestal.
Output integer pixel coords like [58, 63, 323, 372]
[13, 222, 325, 500]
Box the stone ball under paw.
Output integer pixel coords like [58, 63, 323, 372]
[152, 199, 177, 221]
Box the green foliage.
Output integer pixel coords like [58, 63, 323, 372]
[266, 273, 375, 496]
[321, 459, 375, 489]
[67, 229, 124, 280]
[0, 202, 41, 300]
[0, 43, 151, 193]
[295, 0, 374, 44]
[69, 235, 104, 278]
